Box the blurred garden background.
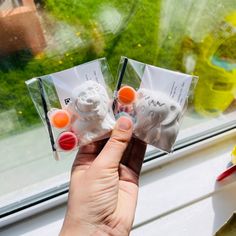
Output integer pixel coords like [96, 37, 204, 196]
[0, 0, 236, 137]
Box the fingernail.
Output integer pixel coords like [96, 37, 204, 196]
[117, 116, 132, 131]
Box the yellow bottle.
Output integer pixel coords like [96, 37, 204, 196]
[193, 12, 236, 117]
[231, 145, 236, 165]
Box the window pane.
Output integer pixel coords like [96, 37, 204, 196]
[1, 0, 236, 213]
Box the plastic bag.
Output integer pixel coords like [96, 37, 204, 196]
[26, 58, 115, 160]
[113, 57, 198, 152]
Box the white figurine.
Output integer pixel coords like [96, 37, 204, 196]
[133, 88, 181, 152]
[67, 80, 115, 144]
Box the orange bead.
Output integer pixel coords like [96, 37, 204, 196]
[50, 109, 70, 129]
[117, 86, 137, 105]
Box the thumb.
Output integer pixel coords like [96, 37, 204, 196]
[93, 116, 133, 169]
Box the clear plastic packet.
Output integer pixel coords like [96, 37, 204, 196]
[26, 58, 115, 160]
[113, 57, 198, 152]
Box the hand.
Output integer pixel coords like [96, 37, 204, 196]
[60, 117, 147, 236]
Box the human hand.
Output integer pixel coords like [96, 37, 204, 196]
[60, 116, 147, 236]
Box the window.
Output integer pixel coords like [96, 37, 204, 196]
[1, 0, 236, 218]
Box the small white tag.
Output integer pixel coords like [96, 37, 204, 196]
[51, 60, 106, 109]
[141, 65, 193, 108]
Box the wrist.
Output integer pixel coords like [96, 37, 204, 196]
[60, 216, 97, 236]
[60, 217, 129, 236]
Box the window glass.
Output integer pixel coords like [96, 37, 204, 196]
[1, 0, 236, 214]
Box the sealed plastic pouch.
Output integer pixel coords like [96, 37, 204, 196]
[26, 58, 115, 160]
[113, 57, 198, 152]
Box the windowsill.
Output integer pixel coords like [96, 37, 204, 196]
[133, 129, 236, 230]
[1, 128, 236, 235]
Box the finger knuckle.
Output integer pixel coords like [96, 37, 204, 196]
[108, 136, 128, 149]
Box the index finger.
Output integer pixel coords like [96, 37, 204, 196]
[78, 139, 108, 154]
[121, 137, 147, 175]
[72, 139, 108, 170]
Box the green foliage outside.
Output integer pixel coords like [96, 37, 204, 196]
[1, 0, 235, 137]
[0, 0, 161, 137]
